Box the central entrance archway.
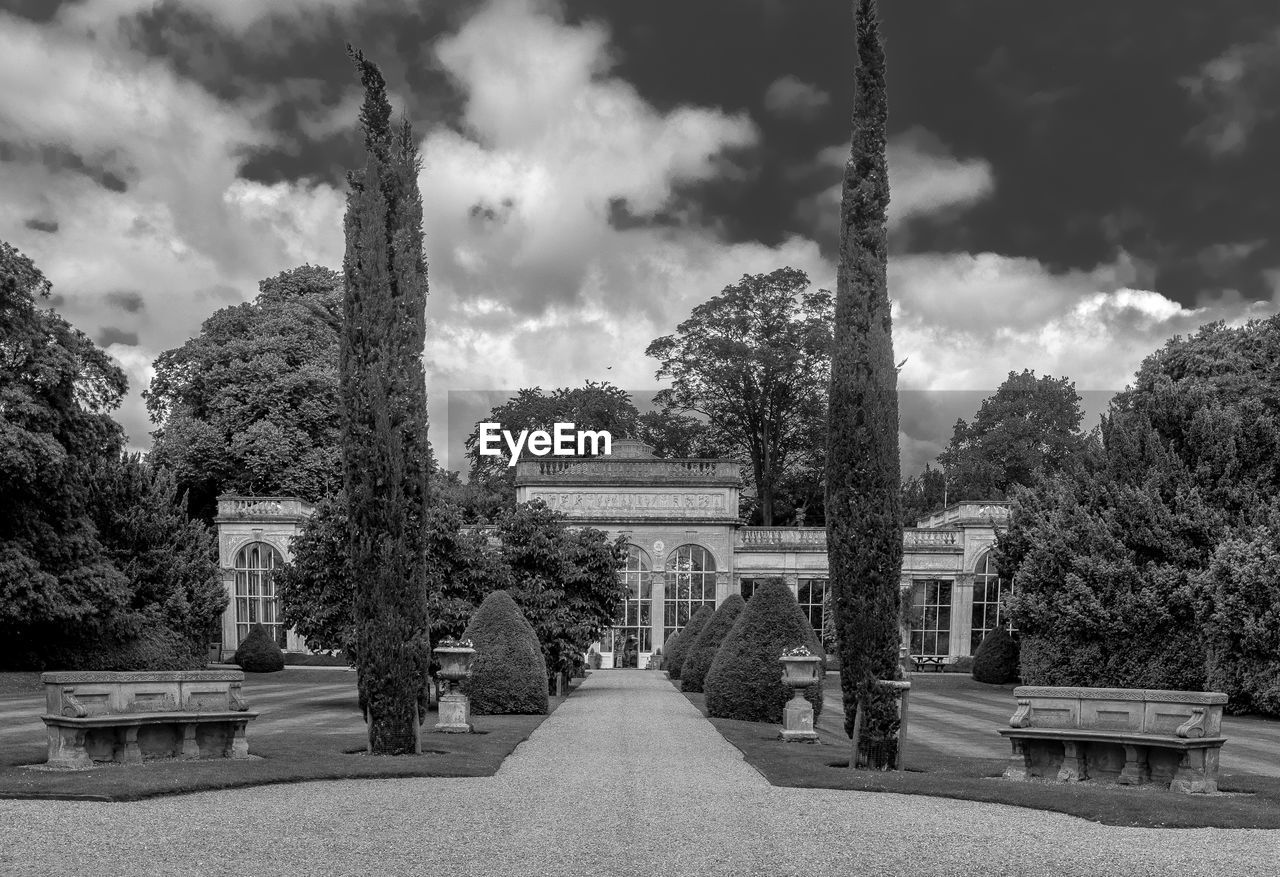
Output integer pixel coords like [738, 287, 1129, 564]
[602, 545, 652, 668]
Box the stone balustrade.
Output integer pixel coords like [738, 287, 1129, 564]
[216, 496, 315, 519]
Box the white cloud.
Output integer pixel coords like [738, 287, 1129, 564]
[763, 75, 830, 120]
[890, 251, 1277, 393]
[799, 126, 995, 233]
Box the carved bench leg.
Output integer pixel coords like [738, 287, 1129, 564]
[229, 722, 250, 759]
[1171, 748, 1217, 794]
[118, 725, 143, 764]
[180, 723, 201, 760]
[46, 725, 92, 769]
[1057, 741, 1088, 783]
[1118, 744, 1150, 785]
[1003, 738, 1030, 780]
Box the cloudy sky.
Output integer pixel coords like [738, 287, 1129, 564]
[3, 0, 1279, 474]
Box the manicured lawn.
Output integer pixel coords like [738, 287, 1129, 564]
[0, 668, 571, 802]
[682, 676, 1280, 829]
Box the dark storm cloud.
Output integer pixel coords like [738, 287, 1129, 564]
[106, 290, 146, 313]
[0, 142, 130, 192]
[96, 327, 139, 348]
[576, 1, 1280, 309]
[24, 217, 58, 233]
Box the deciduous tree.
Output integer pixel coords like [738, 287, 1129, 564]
[937, 370, 1087, 502]
[145, 264, 343, 519]
[1, 242, 131, 666]
[646, 267, 831, 525]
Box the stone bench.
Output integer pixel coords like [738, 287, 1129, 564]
[40, 671, 258, 769]
[998, 686, 1228, 794]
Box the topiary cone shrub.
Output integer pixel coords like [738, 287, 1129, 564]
[462, 590, 548, 715]
[234, 624, 285, 673]
[681, 594, 745, 693]
[972, 626, 1020, 684]
[704, 580, 825, 722]
[665, 604, 714, 681]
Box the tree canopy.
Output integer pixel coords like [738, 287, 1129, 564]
[145, 264, 343, 519]
[1001, 316, 1280, 712]
[2, 241, 130, 663]
[647, 267, 831, 526]
[937, 369, 1088, 503]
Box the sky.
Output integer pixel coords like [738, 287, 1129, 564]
[3, 0, 1279, 475]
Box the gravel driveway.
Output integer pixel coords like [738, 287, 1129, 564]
[2, 670, 1276, 876]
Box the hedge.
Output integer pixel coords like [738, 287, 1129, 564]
[972, 626, 1019, 684]
[704, 579, 825, 722]
[234, 623, 285, 673]
[680, 594, 745, 694]
[462, 590, 548, 715]
[54, 625, 207, 672]
[664, 604, 714, 681]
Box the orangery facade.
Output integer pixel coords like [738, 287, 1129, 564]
[214, 440, 1012, 668]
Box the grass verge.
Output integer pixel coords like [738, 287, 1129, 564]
[681, 683, 1280, 829]
[0, 669, 574, 802]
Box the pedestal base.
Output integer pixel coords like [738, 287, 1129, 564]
[434, 692, 472, 734]
[780, 694, 818, 743]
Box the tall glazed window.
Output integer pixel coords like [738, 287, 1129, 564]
[606, 545, 653, 665]
[970, 550, 1012, 653]
[909, 578, 952, 658]
[234, 542, 285, 647]
[664, 544, 716, 644]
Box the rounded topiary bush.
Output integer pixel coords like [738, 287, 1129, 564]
[665, 604, 714, 681]
[704, 580, 825, 722]
[234, 623, 285, 673]
[680, 594, 745, 694]
[462, 590, 548, 715]
[972, 626, 1020, 684]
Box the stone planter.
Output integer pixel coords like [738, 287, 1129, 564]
[778, 655, 821, 743]
[433, 646, 476, 733]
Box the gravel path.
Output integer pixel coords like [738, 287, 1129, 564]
[2, 671, 1277, 876]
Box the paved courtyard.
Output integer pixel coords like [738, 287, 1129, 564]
[2, 670, 1278, 876]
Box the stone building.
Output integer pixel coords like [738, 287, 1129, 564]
[213, 440, 1011, 667]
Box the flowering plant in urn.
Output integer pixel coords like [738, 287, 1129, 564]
[434, 638, 477, 682]
[780, 644, 821, 686]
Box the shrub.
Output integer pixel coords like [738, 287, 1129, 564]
[52, 624, 206, 671]
[972, 626, 1019, 684]
[234, 624, 285, 673]
[1202, 522, 1280, 715]
[704, 580, 825, 722]
[462, 590, 548, 715]
[681, 594, 745, 693]
[665, 605, 714, 680]
[946, 655, 975, 674]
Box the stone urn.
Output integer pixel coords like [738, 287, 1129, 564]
[778, 651, 821, 743]
[433, 644, 477, 733]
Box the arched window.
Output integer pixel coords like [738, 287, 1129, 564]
[664, 544, 716, 645]
[234, 542, 285, 647]
[970, 550, 1011, 654]
[603, 545, 653, 664]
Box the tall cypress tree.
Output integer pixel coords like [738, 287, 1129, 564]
[826, 1, 904, 749]
[341, 47, 432, 755]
